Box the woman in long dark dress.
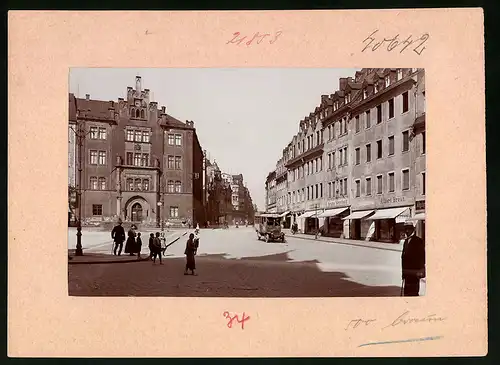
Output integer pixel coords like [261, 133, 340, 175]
[184, 233, 197, 275]
[124, 228, 136, 256]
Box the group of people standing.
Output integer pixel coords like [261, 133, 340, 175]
[111, 220, 145, 259]
[111, 219, 201, 274]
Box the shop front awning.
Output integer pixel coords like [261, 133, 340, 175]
[279, 211, 290, 218]
[318, 207, 349, 218]
[259, 213, 281, 218]
[299, 210, 317, 219]
[342, 210, 374, 220]
[407, 212, 426, 221]
[366, 207, 411, 220]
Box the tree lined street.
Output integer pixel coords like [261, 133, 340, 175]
[69, 226, 425, 297]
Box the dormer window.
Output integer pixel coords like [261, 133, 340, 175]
[374, 83, 379, 94]
[397, 69, 403, 81]
[363, 89, 367, 99]
[348, 93, 351, 103]
[385, 76, 391, 87]
[344, 96, 348, 104]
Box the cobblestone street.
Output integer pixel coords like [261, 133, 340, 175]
[68, 227, 421, 297]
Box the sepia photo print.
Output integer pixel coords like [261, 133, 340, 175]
[68, 68, 426, 298]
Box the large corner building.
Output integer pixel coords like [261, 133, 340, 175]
[68, 76, 204, 227]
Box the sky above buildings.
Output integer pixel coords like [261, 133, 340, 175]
[69, 68, 360, 210]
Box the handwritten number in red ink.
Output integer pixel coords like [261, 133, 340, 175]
[223, 311, 250, 329]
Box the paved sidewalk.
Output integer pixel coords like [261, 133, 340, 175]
[285, 233, 403, 252]
[69, 231, 188, 264]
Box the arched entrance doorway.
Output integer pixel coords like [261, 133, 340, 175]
[131, 202, 143, 222]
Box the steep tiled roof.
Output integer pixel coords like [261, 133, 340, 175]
[76, 98, 113, 120]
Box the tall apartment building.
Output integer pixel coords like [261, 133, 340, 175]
[68, 76, 205, 227]
[265, 68, 426, 243]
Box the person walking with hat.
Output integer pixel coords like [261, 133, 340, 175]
[401, 222, 425, 296]
[111, 219, 126, 256]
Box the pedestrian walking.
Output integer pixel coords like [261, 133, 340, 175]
[136, 232, 142, 260]
[152, 232, 163, 265]
[124, 226, 137, 256]
[111, 219, 126, 256]
[401, 222, 426, 296]
[184, 233, 197, 275]
[193, 226, 200, 255]
[148, 233, 155, 260]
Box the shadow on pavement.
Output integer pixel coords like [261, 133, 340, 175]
[69, 251, 402, 297]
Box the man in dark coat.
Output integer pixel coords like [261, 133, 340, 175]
[111, 219, 126, 256]
[401, 222, 426, 296]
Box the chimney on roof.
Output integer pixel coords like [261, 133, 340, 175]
[135, 76, 142, 93]
[108, 107, 115, 119]
[339, 78, 348, 91]
[321, 95, 329, 104]
[85, 94, 90, 101]
[161, 106, 166, 114]
[144, 89, 150, 104]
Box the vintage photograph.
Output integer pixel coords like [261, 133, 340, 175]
[68, 68, 426, 297]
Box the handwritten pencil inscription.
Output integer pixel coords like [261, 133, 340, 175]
[362, 30, 429, 55]
[346, 311, 446, 331]
[226, 31, 283, 46]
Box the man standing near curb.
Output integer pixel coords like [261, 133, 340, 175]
[111, 219, 126, 256]
[401, 222, 426, 296]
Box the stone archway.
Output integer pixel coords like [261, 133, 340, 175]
[124, 196, 151, 223]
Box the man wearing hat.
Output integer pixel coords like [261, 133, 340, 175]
[401, 221, 426, 296]
[111, 219, 126, 256]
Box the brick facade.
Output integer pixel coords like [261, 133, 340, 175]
[69, 76, 204, 227]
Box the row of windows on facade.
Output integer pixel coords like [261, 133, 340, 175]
[124, 129, 183, 146]
[290, 91, 412, 159]
[92, 204, 180, 218]
[305, 69, 417, 128]
[285, 170, 425, 205]
[288, 131, 425, 181]
[89, 150, 183, 170]
[89, 177, 151, 191]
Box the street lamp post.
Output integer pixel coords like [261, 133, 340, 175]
[74, 116, 87, 256]
[157, 201, 164, 233]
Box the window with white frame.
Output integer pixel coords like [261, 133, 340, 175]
[126, 129, 134, 141]
[385, 75, 391, 87]
[397, 69, 403, 80]
[168, 134, 175, 145]
[98, 151, 106, 165]
[134, 130, 142, 142]
[99, 177, 106, 190]
[89, 150, 98, 164]
[90, 127, 99, 139]
[90, 176, 98, 190]
[98, 127, 106, 139]
[134, 153, 141, 166]
[170, 206, 179, 218]
[175, 180, 182, 193]
[142, 131, 150, 143]
[175, 134, 182, 146]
